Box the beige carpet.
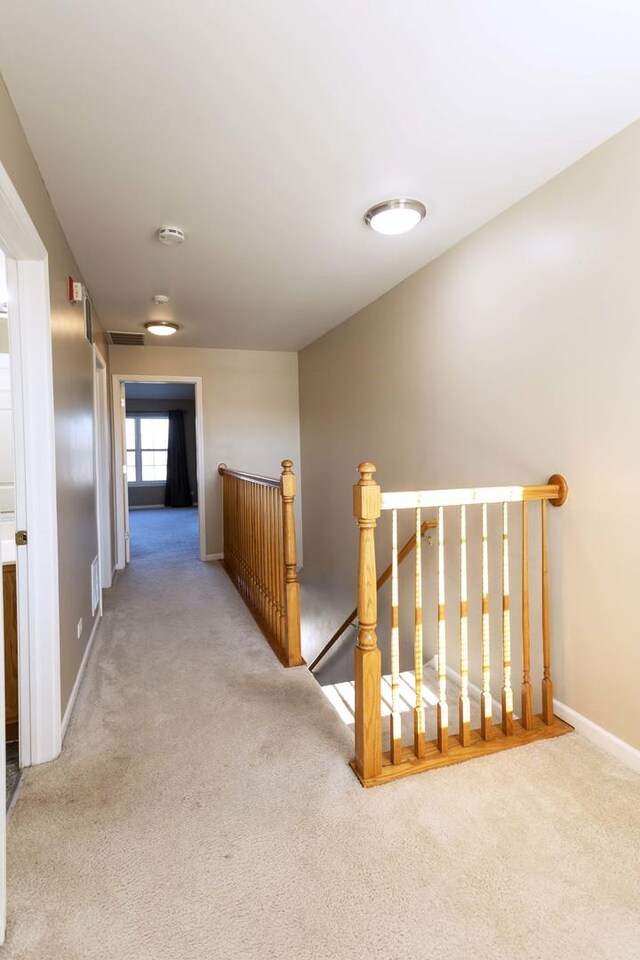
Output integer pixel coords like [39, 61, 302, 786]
[4, 507, 640, 959]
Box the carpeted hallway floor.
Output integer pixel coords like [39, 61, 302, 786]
[3, 507, 640, 959]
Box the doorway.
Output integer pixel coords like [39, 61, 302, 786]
[0, 253, 19, 810]
[112, 376, 206, 568]
[93, 347, 112, 609]
[0, 160, 62, 941]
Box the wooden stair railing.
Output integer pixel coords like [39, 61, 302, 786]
[351, 463, 571, 787]
[309, 518, 437, 672]
[218, 461, 304, 667]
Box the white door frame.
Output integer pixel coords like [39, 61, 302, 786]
[0, 163, 61, 767]
[93, 347, 112, 606]
[112, 374, 207, 566]
[0, 161, 62, 941]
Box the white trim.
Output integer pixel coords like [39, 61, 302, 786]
[112, 375, 207, 564]
[0, 159, 62, 945]
[431, 655, 640, 774]
[0, 168, 46, 260]
[0, 168, 61, 769]
[61, 613, 101, 743]
[206, 553, 224, 561]
[553, 699, 640, 774]
[129, 504, 168, 510]
[93, 347, 112, 600]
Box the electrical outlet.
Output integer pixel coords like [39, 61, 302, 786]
[77, 618, 83, 639]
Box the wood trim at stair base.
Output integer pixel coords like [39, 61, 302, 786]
[350, 714, 573, 787]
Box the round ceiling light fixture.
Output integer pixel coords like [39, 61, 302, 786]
[158, 226, 185, 245]
[145, 321, 179, 337]
[364, 198, 426, 236]
[152, 294, 170, 305]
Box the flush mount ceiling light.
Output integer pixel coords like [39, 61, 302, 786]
[145, 321, 179, 337]
[364, 198, 426, 235]
[158, 226, 185, 245]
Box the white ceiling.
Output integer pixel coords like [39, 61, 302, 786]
[1, 1, 640, 351]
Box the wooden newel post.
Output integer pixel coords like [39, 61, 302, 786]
[280, 460, 303, 667]
[353, 462, 382, 782]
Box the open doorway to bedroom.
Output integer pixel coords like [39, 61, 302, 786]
[112, 376, 206, 569]
[125, 381, 198, 561]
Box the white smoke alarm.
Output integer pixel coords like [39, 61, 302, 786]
[152, 294, 170, 305]
[158, 226, 185, 246]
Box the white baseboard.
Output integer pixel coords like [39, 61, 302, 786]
[205, 553, 224, 561]
[61, 612, 101, 743]
[553, 699, 640, 773]
[129, 504, 166, 510]
[428, 659, 640, 773]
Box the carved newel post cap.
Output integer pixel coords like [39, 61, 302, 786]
[357, 462, 377, 482]
[354, 463, 381, 520]
[281, 459, 294, 472]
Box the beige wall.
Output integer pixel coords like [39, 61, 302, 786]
[110, 346, 302, 556]
[299, 119, 640, 750]
[0, 72, 109, 715]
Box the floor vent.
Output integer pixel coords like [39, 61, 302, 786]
[107, 331, 146, 346]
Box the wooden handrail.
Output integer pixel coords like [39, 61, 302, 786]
[380, 477, 569, 511]
[350, 464, 572, 787]
[308, 518, 437, 672]
[218, 463, 281, 488]
[219, 460, 304, 667]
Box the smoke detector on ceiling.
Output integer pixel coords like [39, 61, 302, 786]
[158, 226, 185, 246]
[152, 294, 170, 305]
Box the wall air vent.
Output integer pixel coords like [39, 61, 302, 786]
[107, 331, 146, 346]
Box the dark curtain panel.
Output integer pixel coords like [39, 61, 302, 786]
[164, 410, 193, 507]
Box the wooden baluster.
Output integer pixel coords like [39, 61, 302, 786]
[389, 509, 402, 763]
[541, 499, 553, 724]
[501, 503, 514, 736]
[278, 493, 286, 648]
[521, 501, 533, 729]
[273, 487, 279, 641]
[243, 480, 249, 599]
[242, 479, 248, 597]
[414, 507, 426, 758]
[258, 484, 264, 622]
[353, 463, 382, 782]
[281, 460, 302, 666]
[480, 503, 493, 740]
[234, 477, 239, 587]
[262, 485, 269, 633]
[437, 505, 448, 754]
[458, 505, 471, 746]
[222, 473, 227, 566]
[269, 487, 276, 638]
[249, 482, 255, 606]
[240, 478, 246, 595]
